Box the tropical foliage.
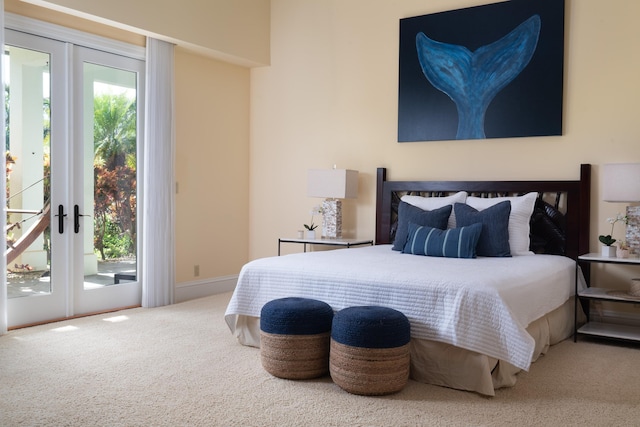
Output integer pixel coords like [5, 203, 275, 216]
[5, 91, 137, 260]
[5, 86, 137, 263]
[93, 93, 137, 260]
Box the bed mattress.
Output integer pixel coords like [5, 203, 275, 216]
[225, 245, 580, 371]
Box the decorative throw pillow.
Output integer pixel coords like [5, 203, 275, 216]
[466, 192, 537, 255]
[401, 191, 468, 229]
[402, 222, 482, 258]
[454, 202, 512, 257]
[392, 202, 452, 251]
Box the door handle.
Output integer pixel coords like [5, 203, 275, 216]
[74, 205, 88, 233]
[55, 204, 66, 234]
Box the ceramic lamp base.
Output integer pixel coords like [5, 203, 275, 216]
[322, 199, 342, 239]
[626, 205, 640, 255]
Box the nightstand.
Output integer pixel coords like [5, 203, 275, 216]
[278, 237, 373, 256]
[575, 253, 640, 343]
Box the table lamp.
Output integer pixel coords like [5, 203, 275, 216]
[307, 168, 358, 239]
[602, 163, 640, 254]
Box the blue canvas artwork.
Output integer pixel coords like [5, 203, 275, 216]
[398, 0, 564, 142]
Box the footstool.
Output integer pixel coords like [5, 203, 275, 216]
[260, 297, 334, 380]
[330, 306, 411, 395]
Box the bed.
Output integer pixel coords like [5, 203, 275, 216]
[225, 164, 591, 396]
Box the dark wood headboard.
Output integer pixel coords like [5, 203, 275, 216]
[375, 164, 591, 260]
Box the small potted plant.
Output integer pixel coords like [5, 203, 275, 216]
[599, 213, 627, 257]
[304, 205, 323, 239]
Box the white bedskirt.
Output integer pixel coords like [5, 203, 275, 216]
[226, 297, 582, 396]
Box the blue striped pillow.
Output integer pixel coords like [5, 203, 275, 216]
[392, 202, 452, 251]
[402, 222, 483, 258]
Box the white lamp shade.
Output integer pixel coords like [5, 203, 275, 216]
[602, 163, 640, 202]
[307, 169, 358, 199]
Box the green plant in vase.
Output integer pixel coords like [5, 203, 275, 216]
[599, 213, 627, 256]
[304, 205, 323, 238]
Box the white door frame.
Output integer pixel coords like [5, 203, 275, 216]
[72, 46, 144, 315]
[4, 16, 145, 327]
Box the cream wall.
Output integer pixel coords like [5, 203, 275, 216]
[250, 0, 640, 277]
[20, 0, 270, 66]
[5, 0, 144, 45]
[174, 49, 250, 283]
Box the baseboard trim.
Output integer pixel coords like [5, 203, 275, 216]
[175, 275, 238, 303]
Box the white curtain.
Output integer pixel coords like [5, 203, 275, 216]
[141, 38, 175, 307]
[0, 0, 6, 335]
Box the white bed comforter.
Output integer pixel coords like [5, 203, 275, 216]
[224, 245, 577, 370]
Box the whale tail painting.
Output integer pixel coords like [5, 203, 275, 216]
[416, 15, 541, 139]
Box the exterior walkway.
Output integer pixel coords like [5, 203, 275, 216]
[7, 259, 136, 298]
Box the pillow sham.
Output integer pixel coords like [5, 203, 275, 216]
[466, 192, 537, 255]
[402, 222, 482, 259]
[454, 201, 511, 257]
[392, 202, 452, 251]
[401, 191, 468, 229]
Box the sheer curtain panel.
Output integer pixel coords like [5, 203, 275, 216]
[141, 38, 176, 307]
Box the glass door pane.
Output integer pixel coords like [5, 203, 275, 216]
[5, 29, 70, 328]
[72, 46, 143, 315]
[5, 46, 52, 298]
[82, 63, 138, 290]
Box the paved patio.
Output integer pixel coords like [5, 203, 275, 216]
[7, 259, 137, 299]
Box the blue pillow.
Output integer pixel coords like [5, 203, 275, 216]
[392, 202, 452, 251]
[454, 202, 511, 257]
[402, 222, 482, 258]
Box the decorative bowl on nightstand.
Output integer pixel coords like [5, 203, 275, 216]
[617, 247, 630, 259]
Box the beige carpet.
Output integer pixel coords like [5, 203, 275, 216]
[1, 292, 639, 427]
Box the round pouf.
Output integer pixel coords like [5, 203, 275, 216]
[330, 306, 411, 396]
[260, 297, 334, 380]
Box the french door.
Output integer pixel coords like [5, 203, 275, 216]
[5, 29, 144, 327]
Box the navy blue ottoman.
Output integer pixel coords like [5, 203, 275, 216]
[330, 306, 411, 395]
[260, 297, 334, 380]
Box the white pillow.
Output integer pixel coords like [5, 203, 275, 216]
[401, 191, 468, 229]
[466, 192, 537, 256]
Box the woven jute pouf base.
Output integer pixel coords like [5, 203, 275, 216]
[260, 331, 331, 380]
[329, 340, 410, 396]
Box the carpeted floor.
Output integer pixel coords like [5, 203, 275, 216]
[1, 291, 639, 426]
